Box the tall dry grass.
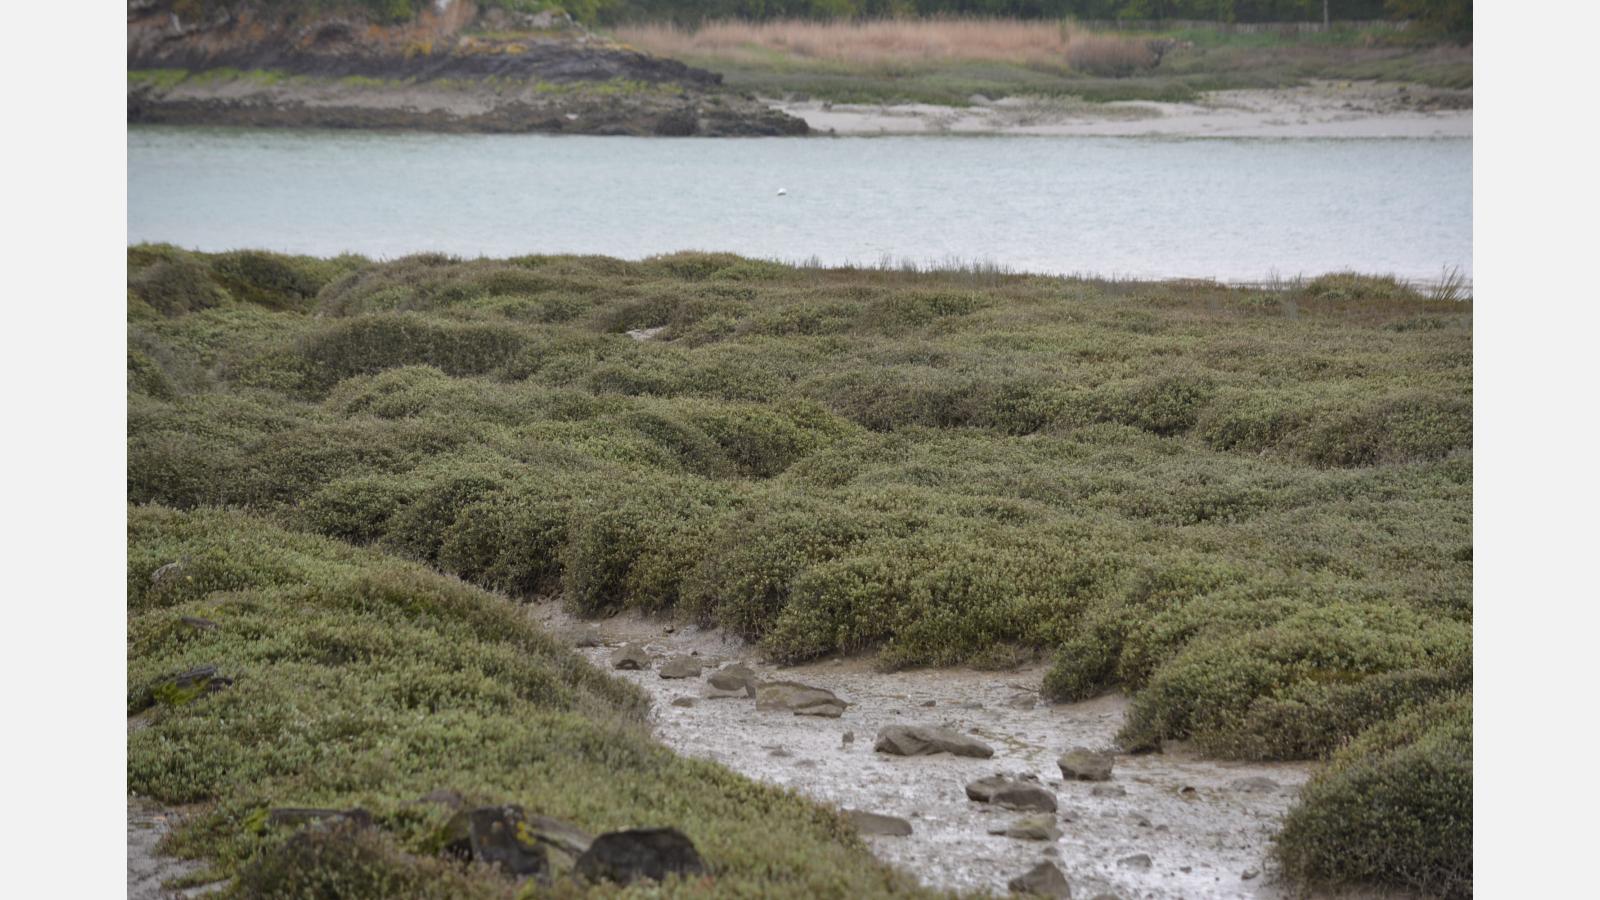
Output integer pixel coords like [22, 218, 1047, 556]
[614, 17, 1153, 71]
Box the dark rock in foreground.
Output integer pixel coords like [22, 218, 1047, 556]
[875, 725, 994, 758]
[441, 806, 549, 877]
[1008, 860, 1072, 897]
[574, 827, 705, 885]
[966, 775, 1058, 812]
[1058, 747, 1115, 782]
[756, 681, 847, 717]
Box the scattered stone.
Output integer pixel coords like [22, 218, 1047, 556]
[150, 560, 186, 586]
[846, 809, 913, 836]
[1229, 776, 1279, 794]
[1127, 813, 1151, 827]
[574, 827, 705, 885]
[921, 699, 937, 707]
[565, 627, 603, 648]
[1118, 853, 1152, 870]
[705, 663, 758, 698]
[267, 807, 372, 829]
[440, 806, 550, 877]
[658, 657, 702, 679]
[756, 681, 848, 717]
[1090, 784, 1126, 798]
[841, 731, 855, 745]
[144, 665, 233, 708]
[1242, 869, 1260, 881]
[610, 643, 651, 670]
[1004, 692, 1037, 710]
[1007, 860, 1071, 897]
[875, 725, 994, 758]
[954, 701, 985, 710]
[1057, 747, 1115, 782]
[966, 775, 1058, 812]
[988, 814, 1060, 841]
[670, 697, 696, 708]
[663, 625, 675, 634]
[767, 746, 793, 758]
[1178, 785, 1198, 797]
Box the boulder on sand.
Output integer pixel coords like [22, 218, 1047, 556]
[658, 656, 702, 679]
[846, 809, 913, 836]
[1008, 860, 1071, 897]
[875, 724, 994, 758]
[611, 643, 651, 670]
[966, 775, 1057, 812]
[755, 680, 847, 717]
[1057, 747, 1115, 782]
[989, 813, 1060, 841]
[705, 663, 758, 698]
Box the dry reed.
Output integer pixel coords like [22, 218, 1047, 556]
[613, 17, 1151, 70]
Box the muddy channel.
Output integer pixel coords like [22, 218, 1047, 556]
[535, 605, 1315, 899]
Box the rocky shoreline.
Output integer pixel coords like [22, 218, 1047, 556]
[127, 1, 807, 137]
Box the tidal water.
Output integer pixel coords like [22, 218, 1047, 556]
[128, 127, 1470, 282]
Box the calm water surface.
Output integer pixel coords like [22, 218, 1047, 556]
[128, 127, 1470, 281]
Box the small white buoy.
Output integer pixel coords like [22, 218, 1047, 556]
[777, 188, 787, 196]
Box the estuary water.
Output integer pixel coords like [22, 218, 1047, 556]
[128, 127, 1470, 282]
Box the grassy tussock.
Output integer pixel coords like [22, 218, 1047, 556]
[128, 247, 1471, 896]
[128, 505, 926, 897]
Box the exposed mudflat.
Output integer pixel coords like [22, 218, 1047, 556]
[779, 81, 1471, 139]
[535, 605, 1316, 899]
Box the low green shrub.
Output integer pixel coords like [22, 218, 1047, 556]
[1276, 694, 1472, 898]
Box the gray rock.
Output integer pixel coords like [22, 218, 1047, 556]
[670, 697, 696, 708]
[841, 731, 855, 745]
[875, 725, 994, 759]
[1127, 813, 1151, 827]
[440, 805, 550, 877]
[1090, 784, 1126, 798]
[1004, 692, 1038, 710]
[756, 680, 847, 717]
[574, 827, 704, 885]
[150, 560, 186, 586]
[1007, 860, 1071, 897]
[988, 814, 1060, 841]
[1229, 776, 1279, 794]
[846, 809, 913, 836]
[610, 643, 651, 670]
[1241, 868, 1260, 880]
[705, 663, 758, 698]
[1118, 853, 1153, 870]
[1057, 747, 1115, 782]
[966, 775, 1058, 812]
[658, 656, 703, 679]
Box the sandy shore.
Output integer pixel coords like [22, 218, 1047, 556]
[777, 81, 1471, 139]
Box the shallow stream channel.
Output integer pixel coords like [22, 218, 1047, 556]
[534, 605, 1314, 899]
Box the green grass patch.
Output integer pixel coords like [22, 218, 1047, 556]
[128, 505, 927, 897]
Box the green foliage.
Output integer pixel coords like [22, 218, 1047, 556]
[127, 248, 1471, 898]
[1277, 693, 1472, 897]
[128, 506, 923, 897]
